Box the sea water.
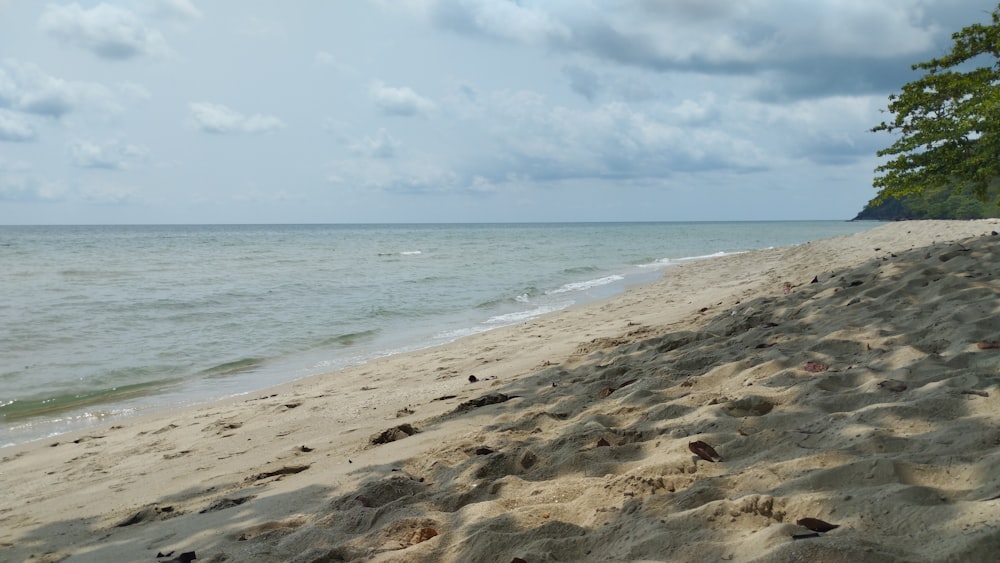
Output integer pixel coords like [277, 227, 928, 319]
[0, 222, 878, 445]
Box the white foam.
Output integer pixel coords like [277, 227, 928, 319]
[486, 303, 569, 324]
[638, 250, 745, 269]
[548, 275, 624, 295]
[434, 325, 492, 341]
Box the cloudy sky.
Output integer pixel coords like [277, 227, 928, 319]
[0, 1, 992, 224]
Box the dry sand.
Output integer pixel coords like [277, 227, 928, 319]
[3, 219, 1000, 563]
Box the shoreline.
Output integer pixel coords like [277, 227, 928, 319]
[0, 228, 806, 449]
[0, 248, 689, 449]
[3, 219, 999, 562]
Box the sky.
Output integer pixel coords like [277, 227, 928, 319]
[0, 0, 994, 224]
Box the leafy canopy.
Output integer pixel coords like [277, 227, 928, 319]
[855, 183, 1000, 220]
[872, 5, 1000, 204]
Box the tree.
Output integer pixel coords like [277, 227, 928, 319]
[872, 5, 1000, 205]
[853, 182, 1000, 220]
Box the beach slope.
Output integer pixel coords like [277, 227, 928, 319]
[3, 220, 1000, 562]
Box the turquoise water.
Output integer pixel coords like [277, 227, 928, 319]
[0, 222, 878, 445]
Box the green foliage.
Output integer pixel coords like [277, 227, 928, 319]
[855, 183, 1000, 220]
[872, 4, 1000, 205]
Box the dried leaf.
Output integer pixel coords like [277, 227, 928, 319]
[977, 340, 1000, 350]
[597, 387, 615, 399]
[803, 361, 828, 373]
[688, 440, 722, 462]
[796, 517, 839, 532]
[247, 464, 310, 482]
[962, 389, 989, 398]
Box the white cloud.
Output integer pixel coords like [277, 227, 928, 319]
[469, 175, 497, 193]
[314, 50, 337, 66]
[69, 139, 149, 169]
[349, 128, 400, 158]
[39, 2, 171, 60]
[562, 65, 601, 101]
[0, 172, 68, 202]
[662, 94, 719, 125]
[154, 0, 203, 22]
[335, 88, 774, 196]
[188, 102, 286, 134]
[0, 109, 36, 141]
[399, 0, 950, 99]
[0, 157, 31, 172]
[773, 2, 939, 59]
[118, 81, 152, 101]
[313, 50, 355, 73]
[231, 190, 304, 203]
[327, 156, 459, 194]
[79, 182, 139, 203]
[370, 81, 436, 117]
[446, 92, 771, 188]
[749, 94, 884, 164]
[419, 0, 571, 46]
[0, 60, 118, 117]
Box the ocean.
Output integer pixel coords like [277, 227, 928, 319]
[0, 222, 879, 446]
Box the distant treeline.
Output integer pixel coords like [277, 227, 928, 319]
[854, 184, 1000, 221]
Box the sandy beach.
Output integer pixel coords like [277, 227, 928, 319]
[3, 219, 1000, 562]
